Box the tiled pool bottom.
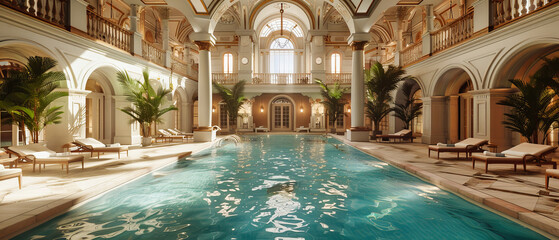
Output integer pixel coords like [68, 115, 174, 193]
[15, 135, 547, 239]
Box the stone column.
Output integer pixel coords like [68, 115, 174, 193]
[160, 8, 172, 68]
[421, 96, 448, 144]
[346, 33, 370, 142]
[129, 4, 143, 56]
[236, 30, 255, 82]
[185, 102, 193, 133]
[69, 0, 88, 32]
[193, 39, 216, 142]
[473, 0, 491, 32]
[45, 89, 90, 151]
[113, 95, 142, 145]
[309, 30, 327, 82]
[422, 4, 434, 56]
[471, 88, 516, 150]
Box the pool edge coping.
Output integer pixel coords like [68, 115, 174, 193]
[331, 134, 559, 239]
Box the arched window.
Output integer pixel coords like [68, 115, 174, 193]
[331, 53, 341, 74]
[223, 53, 233, 73]
[269, 37, 294, 75]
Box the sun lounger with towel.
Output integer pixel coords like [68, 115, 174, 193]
[156, 129, 190, 143]
[8, 144, 84, 174]
[376, 129, 415, 142]
[73, 138, 129, 159]
[0, 164, 22, 189]
[428, 138, 488, 160]
[471, 143, 557, 173]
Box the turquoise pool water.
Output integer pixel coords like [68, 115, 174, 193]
[15, 135, 547, 239]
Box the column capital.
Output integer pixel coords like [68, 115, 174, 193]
[194, 41, 214, 51]
[350, 41, 368, 51]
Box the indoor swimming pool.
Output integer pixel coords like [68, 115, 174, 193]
[15, 135, 547, 239]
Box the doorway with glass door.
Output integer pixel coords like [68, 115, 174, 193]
[271, 97, 292, 131]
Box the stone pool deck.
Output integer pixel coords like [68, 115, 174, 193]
[331, 135, 559, 239]
[0, 141, 212, 239]
[1, 133, 559, 239]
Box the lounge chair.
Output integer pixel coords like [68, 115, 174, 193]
[546, 169, 559, 190]
[167, 129, 194, 139]
[295, 126, 310, 132]
[0, 164, 22, 189]
[156, 129, 190, 143]
[428, 138, 488, 160]
[73, 138, 129, 159]
[0, 149, 19, 167]
[376, 129, 415, 142]
[254, 126, 269, 132]
[471, 143, 557, 173]
[7, 144, 84, 174]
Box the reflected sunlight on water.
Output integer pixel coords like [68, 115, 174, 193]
[18, 135, 547, 240]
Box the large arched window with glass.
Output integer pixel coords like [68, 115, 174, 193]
[331, 53, 341, 74]
[269, 37, 294, 74]
[223, 53, 233, 73]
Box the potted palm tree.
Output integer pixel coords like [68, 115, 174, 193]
[212, 80, 246, 133]
[365, 61, 415, 139]
[315, 78, 348, 133]
[117, 70, 177, 146]
[392, 81, 422, 132]
[0, 56, 67, 143]
[498, 78, 559, 144]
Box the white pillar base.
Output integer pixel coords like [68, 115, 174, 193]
[194, 130, 216, 142]
[346, 129, 370, 142]
[114, 135, 142, 145]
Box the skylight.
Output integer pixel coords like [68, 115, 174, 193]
[260, 18, 304, 37]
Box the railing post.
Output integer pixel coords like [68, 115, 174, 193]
[129, 4, 143, 55]
[473, 0, 490, 32]
[422, 4, 434, 56]
[69, 0, 88, 32]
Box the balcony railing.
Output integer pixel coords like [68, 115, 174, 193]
[87, 9, 131, 52]
[431, 11, 474, 54]
[400, 40, 423, 66]
[325, 73, 352, 84]
[212, 73, 238, 84]
[492, 0, 559, 28]
[1, 0, 68, 29]
[142, 40, 164, 66]
[171, 56, 197, 80]
[252, 73, 311, 85]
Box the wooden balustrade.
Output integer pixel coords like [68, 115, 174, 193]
[1, 0, 69, 29]
[142, 40, 165, 66]
[492, 0, 559, 28]
[325, 73, 352, 84]
[431, 11, 474, 54]
[400, 40, 424, 66]
[87, 9, 131, 52]
[212, 73, 239, 84]
[252, 73, 312, 85]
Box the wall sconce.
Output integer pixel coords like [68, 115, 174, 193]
[300, 106, 304, 113]
[347, 108, 351, 113]
[260, 105, 264, 112]
[212, 106, 216, 113]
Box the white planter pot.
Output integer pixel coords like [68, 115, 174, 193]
[142, 137, 152, 147]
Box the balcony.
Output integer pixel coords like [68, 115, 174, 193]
[431, 11, 474, 54]
[400, 40, 424, 67]
[212, 73, 351, 85]
[0, 0, 69, 29]
[142, 40, 164, 67]
[87, 8, 132, 52]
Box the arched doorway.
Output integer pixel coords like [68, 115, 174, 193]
[432, 67, 475, 143]
[446, 72, 474, 143]
[84, 72, 115, 143]
[270, 97, 293, 131]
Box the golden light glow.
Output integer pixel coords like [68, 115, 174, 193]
[212, 106, 216, 112]
[347, 108, 351, 113]
[300, 106, 304, 112]
[260, 106, 264, 112]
